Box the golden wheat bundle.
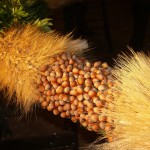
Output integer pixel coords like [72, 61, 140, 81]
[92, 51, 150, 150]
[0, 24, 88, 113]
[0, 24, 116, 134]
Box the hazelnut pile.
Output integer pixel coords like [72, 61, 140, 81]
[36, 52, 115, 133]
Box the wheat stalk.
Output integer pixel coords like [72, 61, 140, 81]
[0, 24, 88, 113]
[93, 50, 150, 150]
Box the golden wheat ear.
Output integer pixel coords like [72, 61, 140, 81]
[92, 50, 150, 150]
[0, 24, 88, 113]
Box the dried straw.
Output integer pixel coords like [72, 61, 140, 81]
[93, 50, 150, 150]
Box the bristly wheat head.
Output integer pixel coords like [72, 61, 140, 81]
[0, 24, 88, 113]
[93, 50, 150, 150]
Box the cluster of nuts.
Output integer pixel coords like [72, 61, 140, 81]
[36, 52, 115, 133]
